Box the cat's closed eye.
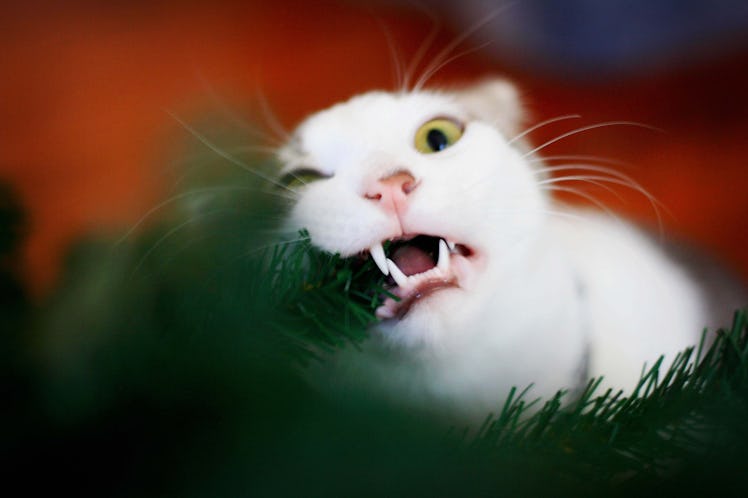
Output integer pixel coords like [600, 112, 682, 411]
[279, 168, 332, 188]
[414, 117, 464, 153]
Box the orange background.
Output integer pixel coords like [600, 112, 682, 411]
[2, 1, 747, 296]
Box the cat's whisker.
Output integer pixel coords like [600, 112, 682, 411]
[450, 173, 501, 198]
[533, 164, 635, 183]
[507, 115, 582, 145]
[185, 234, 310, 291]
[193, 72, 284, 147]
[411, 4, 513, 91]
[170, 143, 280, 173]
[401, 4, 441, 92]
[528, 154, 631, 168]
[538, 175, 628, 204]
[137, 223, 298, 282]
[531, 162, 667, 219]
[538, 168, 641, 196]
[445, 183, 594, 228]
[131, 202, 287, 273]
[373, 16, 406, 93]
[522, 121, 664, 159]
[131, 208, 237, 276]
[203, 236, 312, 279]
[244, 235, 310, 257]
[477, 206, 592, 224]
[254, 85, 293, 146]
[537, 173, 646, 191]
[539, 185, 619, 220]
[165, 159, 290, 198]
[546, 199, 620, 224]
[167, 111, 297, 195]
[117, 186, 294, 246]
[538, 209, 593, 223]
[537, 170, 669, 235]
[222, 144, 282, 156]
[413, 42, 492, 92]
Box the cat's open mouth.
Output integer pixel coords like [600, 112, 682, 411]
[366, 234, 473, 320]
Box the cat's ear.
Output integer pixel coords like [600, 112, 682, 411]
[452, 78, 525, 139]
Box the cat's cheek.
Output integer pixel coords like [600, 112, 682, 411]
[375, 300, 452, 349]
[289, 194, 402, 256]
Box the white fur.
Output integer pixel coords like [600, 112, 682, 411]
[280, 82, 708, 420]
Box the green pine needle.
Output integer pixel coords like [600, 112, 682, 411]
[1, 140, 747, 495]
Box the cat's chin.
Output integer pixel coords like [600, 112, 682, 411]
[376, 279, 459, 320]
[372, 285, 469, 349]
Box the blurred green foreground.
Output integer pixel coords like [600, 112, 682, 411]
[2, 141, 748, 496]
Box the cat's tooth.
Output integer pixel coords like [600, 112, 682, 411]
[369, 242, 389, 276]
[437, 239, 450, 272]
[386, 259, 409, 288]
[376, 307, 395, 320]
[446, 240, 456, 252]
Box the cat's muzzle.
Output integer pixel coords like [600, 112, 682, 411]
[367, 234, 472, 320]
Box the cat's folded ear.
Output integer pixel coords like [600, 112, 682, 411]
[452, 78, 525, 139]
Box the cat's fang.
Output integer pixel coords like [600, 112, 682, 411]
[369, 242, 389, 275]
[446, 240, 456, 252]
[437, 239, 450, 272]
[386, 258, 409, 287]
[375, 307, 396, 320]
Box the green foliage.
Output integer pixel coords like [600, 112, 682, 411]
[2, 146, 748, 495]
[468, 311, 748, 492]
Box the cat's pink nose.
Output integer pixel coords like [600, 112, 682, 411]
[364, 170, 417, 214]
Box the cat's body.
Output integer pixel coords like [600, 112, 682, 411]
[278, 79, 744, 419]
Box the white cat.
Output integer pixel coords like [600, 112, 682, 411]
[277, 79, 744, 419]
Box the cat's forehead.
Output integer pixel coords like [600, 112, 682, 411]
[309, 91, 462, 124]
[293, 91, 464, 148]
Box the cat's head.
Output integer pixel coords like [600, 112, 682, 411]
[278, 79, 549, 349]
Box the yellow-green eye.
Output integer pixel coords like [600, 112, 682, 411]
[279, 168, 332, 188]
[414, 118, 464, 154]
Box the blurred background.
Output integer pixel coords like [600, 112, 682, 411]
[2, 0, 748, 296]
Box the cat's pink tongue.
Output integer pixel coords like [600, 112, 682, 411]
[391, 246, 435, 276]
